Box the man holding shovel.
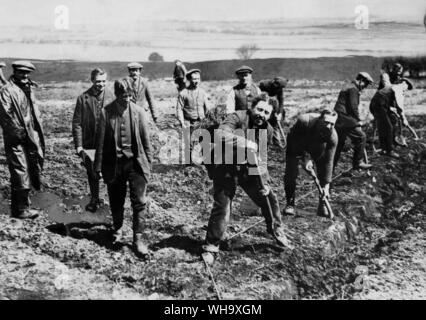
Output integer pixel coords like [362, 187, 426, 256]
[283, 110, 338, 217]
[72, 68, 114, 212]
[202, 93, 288, 263]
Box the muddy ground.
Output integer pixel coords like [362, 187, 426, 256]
[0, 79, 425, 300]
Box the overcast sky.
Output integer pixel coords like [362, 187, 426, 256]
[0, 0, 424, 25]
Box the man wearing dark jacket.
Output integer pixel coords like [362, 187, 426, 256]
[333, 72, 373, 170]
[173, 59, 187, 92]
[124, 62, 158, 124]
[202, 93, 288, 262]
[369, 79, 413, 158]
[94, 79, 153, 258]
[72, 68, 114, 212]
[0, 61, 45, 219]
[284, 110, 338, 217]
[259, 77, 288, 148]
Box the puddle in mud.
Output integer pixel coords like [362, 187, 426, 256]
[31, 192, 109, 225]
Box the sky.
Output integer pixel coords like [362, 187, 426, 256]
[0, 0, 425, 25]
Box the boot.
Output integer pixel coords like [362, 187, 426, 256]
[353, 161, 372, 170]
[11, 189, 40, 219]
[133, 233, 150, 258]
[85, 197, 100, 212]
[317, 200, 329, 218]
[283, 205, 296, 216]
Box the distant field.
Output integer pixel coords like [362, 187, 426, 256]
[0, 56, 388, 82]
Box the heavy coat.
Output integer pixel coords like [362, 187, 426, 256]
[72, 86, 114, 150]
[0, 78, 45, 190]
[94, 100, 153, 184]
[334, 82, 361, 128]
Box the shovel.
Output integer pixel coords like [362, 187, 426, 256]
[305, 167, 334, 219]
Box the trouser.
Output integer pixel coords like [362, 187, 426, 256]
[205, 166, 282, 246]
[284, 154, 328, 206]
[83, 151, 100, 201]
[371, 107, 394, 153]
[182, 119, 201, 164]
[106, 157, 148, 234]
[6, 142, 42, 216]
[334, 126, 366, 168]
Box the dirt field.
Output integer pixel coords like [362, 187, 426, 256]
[0, 78, 425, 300]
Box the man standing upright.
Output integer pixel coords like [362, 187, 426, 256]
[124, 62, 158, 124]
[72, 68, 114, 212]
[259, 77, 288, 148]
[226, 66, 261, 114]
[0, 61, 45, 219]
[173, 59, 187, 92]
[176, 69, 211, 163]
[333, 72, 374, 170]
[94, 79, 153, 258]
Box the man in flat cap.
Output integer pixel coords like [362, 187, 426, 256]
[226, 66, 261, 114]
[333, 72, 374, 171]
[0, 61, 45, 219]
[0, 62, 7, 87]
[94, 79, 153, 258]
[72, 68, 114, 212]
[369, 78, 413, 158]
[259, 77, 289, 149]
[176, 68, 211, 164]
[124, 62, 158, 124]
[284, 110, 338, 217]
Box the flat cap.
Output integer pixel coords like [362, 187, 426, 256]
[127, 62, 143, 69]
[356, 72, 374, 84]
[12, 60, 35, 72]
[185, 68, 201, 79]
[235, 65, 253, 74]
[0, 61, 6, 68]
[401, 77, 413, 90]
[273, 77, 288, 87]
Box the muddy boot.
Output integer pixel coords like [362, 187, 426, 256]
[201, 243, 219, 265]
[133, 233, 150, 258]
[85, 197, 100, 212]
[11, 189, 40, 220]
[283, 205, 296, 216]
[317, 200, 329, 218]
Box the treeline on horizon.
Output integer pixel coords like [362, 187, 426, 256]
[0, 56, 425, 83]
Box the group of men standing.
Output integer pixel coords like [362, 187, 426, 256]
[0, 59, 414, 262]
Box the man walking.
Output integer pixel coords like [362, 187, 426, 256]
[72, 68, 114, 212]
[202, 93, 288, 262]
[176, 69, 211, 163]
[283, 110, 338, 217]
[369, 78, 413, 158]
[333, 72, 374, 170]
[0, 61, 45, 219]
[94, 79, 153, 258]
[259, 77, 288, 148]
[226, 66, 261, 113]
[124, 62, 158, 124]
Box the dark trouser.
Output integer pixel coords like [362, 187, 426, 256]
[334, 126, 366, 169]
[205, 166, 282, 246]
[83, 154, 100, 201]
[106, 157, 148, 234]
[6, 142, 42, 216]
[284, 155, 328, 206]
[371, 107, 394, 153]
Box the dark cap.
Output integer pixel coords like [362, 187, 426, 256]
[185, 68, 201, 79]
[12, 60, 35, 72]
[235, 65, 253, 75]
[127, 62, 143, 69]
[273, 77, 288, 87]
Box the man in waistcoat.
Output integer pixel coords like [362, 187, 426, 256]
[226, 66, 261, 114]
